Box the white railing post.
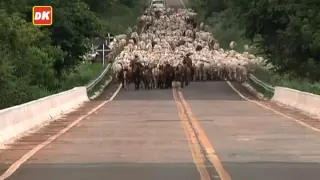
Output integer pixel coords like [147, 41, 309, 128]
[102, 44, 105, 67]
[107, 33, 111, 45]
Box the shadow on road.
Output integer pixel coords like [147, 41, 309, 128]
[223, 161, 320, 180]
[179, 81, 256, 101]
[3, 161, 320, 180]
[98, 81, 259, 101]
[3, 162, 201, 180]
[113, 88, 175, 101]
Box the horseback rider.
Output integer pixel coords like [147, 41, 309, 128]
[131, 55, 142, 67]
[134, 54, 139, 62]
[129, 55, 143, 90]
[164, 61, 170, 68]
[182, 53, 193, 85]
[183, 53, 192, 66]
[176, 62, 182, 70]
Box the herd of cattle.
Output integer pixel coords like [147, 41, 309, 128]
[106, 7, 265, 90]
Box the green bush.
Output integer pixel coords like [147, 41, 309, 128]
[0, 0, 146, 109]
[189, 0, 320, 95]
[100, 1, 146, 34]
[251, 64, 320, 95]
[59, 63, 105, 91]
[210, 22, 249, 52]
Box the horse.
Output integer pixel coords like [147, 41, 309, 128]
[158, 65, 165, 89]
[183, 55, 194, 82]
[152, 64, 160, 88]
[130, 60, 143, 90]
[116, 64, 130, 90]
[142, 65, 153, 90]
[182, 64, 191, 86]
[175, 63, 185, 88]
[122, 68, 129, 90]
[164, 64, 174, 89]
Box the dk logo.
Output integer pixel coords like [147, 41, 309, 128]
[32, 6, 52, 25]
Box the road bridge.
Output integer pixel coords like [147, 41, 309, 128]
[1, 0, 320, 179]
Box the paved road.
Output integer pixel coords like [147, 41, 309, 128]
[1, 80, 320, 180]
[1, 0, 320, 179]
[165, 0, 186, 8]
[179, 81, 320, 180]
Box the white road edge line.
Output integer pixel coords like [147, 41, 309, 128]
[226, 80, 320, 133]
[0, 84, 123, 180]
[109, 84, 122, 101]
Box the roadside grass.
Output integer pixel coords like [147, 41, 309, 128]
[0, 63, 104, 109]
[250, 64, 320, 95]
[86, 45, 124, 98]
[247, 78, 274, 98]
[60, 62, 104, 90]
[87, 65, 113, 98]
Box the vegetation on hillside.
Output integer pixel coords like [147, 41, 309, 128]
[188, 0, 320, 94]
[0, 0, 146, 109]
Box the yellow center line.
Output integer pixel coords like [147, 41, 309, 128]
[177, 90, 232, 180]
[172, 88, 211, 180]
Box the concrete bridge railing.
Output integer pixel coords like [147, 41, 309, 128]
[0, 63, 113, 146]
[249, 74, 320, 118]
[271, 87, 320, 118]
[0, 87, 89, 146]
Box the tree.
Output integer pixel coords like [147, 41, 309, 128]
[0, 9, 63, 108]
[47, 0, 103, 75]
[83, 0, 118, 13]
[1, 0, 103, 75]
[0, 0, 146, 108]
[235, 0, 320, 80]
[190, 0, 320, 81]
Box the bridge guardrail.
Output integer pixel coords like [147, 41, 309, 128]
[86, 63, 112, 91]
[249, 74, 275, 92]
[0, 51, 115, 146]
[0, 87, 89, 146]
[272, 87, 320, 118]
[248, 74, 320, 117]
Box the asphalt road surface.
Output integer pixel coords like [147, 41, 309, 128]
[1, 0, 320, 179]
[2, 80, 320, 180]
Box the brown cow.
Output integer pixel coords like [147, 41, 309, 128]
[183, 53, 194, 82]
[142, 65, 153, 90]
[175, 63, 185, 88]
[158, 65, 165, 89]
[164, 63, 174, 89]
